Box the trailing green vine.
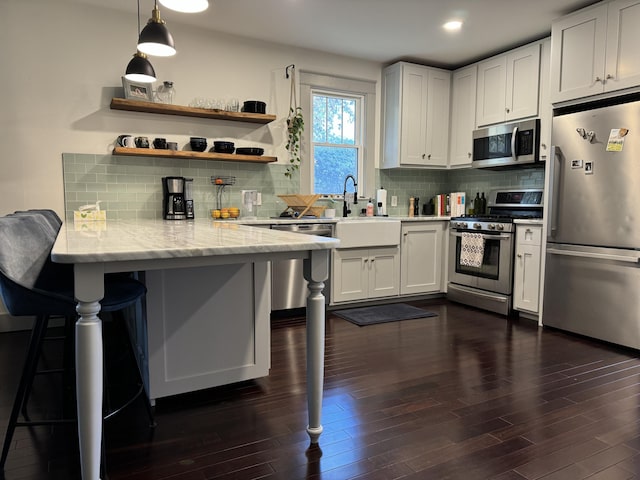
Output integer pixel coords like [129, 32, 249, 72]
[285, 106, 304, 178]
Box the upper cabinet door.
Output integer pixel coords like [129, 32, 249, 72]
[505, 43, 540, 121]
[605, 0, 640, 92]
[476, 56, 507, 126]
[449, 65, 477, 168]
[400, 64, 430, 166]
[425, 68, 451, 166]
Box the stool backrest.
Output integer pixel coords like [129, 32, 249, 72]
[0, 211, 61, 290]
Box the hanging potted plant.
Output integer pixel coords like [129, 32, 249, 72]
[285, 65, 304, 178]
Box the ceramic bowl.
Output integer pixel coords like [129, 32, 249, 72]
[241, 100, 266, 114]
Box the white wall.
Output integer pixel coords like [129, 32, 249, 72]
[0, 0, 383, 325]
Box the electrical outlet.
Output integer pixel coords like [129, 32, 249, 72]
[391, 195, 398, 207]
[256, 192, 262, 206]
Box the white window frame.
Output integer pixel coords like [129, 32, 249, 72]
[310, 90, 364, 196]
[299, 71, 376, 198]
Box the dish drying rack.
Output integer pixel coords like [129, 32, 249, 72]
[277, 194, 326, 218]
[211, 176, 236, 209]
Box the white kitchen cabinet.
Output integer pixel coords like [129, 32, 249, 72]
[476, 43, 541, 126]
[139, 262, 271, 401]
[550, 0, 640, 104]
[400, 222, 445, 295]
[382, 62, 451, 168]
[449, 65, 477, 168]
[513, 225, 542, 314]
[332, 246, 399, 303]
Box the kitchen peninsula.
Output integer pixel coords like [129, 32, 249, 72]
[51, 219, 338, 480]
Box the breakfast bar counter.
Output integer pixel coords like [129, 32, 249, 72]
[52, 219, 338, 479]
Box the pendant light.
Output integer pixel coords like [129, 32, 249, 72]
[159, 0, 209, 13]
[124, 1, 156, 82]
[125, 52, 157, 83]
[138, 1, 176, 57]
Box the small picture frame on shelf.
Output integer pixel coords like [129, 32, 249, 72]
[121, 77, 154, 101]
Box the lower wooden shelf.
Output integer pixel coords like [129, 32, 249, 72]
[112, 147, 277, 164]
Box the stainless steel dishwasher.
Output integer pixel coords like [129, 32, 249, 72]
[271, 223, 334, 311]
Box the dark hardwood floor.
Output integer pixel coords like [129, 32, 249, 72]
[2, 299, 640, 479]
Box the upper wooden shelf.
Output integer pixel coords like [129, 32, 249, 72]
[110, 98, 276, 124]
[113, 147, 277, 164]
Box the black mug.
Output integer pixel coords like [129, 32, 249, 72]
[135, 136, 149, 148]
[153, 137, 167, 149]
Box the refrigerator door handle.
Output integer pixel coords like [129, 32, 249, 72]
[548, 146, 562, 237]
[547, 247, 640, 264]
[511, 126, 518, 161]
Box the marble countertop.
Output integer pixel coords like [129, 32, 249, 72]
[52, 218, 339, 264]
[238, 215, 450, 225]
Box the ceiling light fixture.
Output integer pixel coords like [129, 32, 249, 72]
[443, 20, 463, 32]
[159, 0, 209, 13]
[124, 1, 156, 83]
[138, 0, 176, 57]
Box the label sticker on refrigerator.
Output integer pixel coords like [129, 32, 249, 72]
[606, 128, 629, 152]
[571, 159, 583, 169]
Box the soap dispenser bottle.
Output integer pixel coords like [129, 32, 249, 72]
[366, 198, 374, 217]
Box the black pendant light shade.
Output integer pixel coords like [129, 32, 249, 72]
[137, 3, 176, 57]
[125, 52, 157, 83]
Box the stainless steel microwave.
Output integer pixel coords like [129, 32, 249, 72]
[472, 119, 540, 169]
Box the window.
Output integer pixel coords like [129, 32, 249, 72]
[299, 72, 376, 198]
[311, 92, 362, 195]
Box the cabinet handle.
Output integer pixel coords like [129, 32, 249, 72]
[427, 154, 432, 160]
[422, 153, 426, 159]
[506, 107, 510, 113]
[517, 253, 523, 258]
[468, 152, 472, 158]
[606, 74, 614, 80]
[370, 258, 375, 263]
[595, 76, 603, 83]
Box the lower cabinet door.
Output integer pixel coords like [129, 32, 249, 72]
[400, 222, 444, 295]
[332, 248, 369, 303]
[368, 247, 400, 298]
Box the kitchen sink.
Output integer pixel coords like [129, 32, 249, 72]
[334, 218, 400, 248]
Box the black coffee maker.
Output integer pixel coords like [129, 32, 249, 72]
[162, 176, 186, 220]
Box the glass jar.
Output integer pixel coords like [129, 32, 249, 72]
[156, 81, 175, 104]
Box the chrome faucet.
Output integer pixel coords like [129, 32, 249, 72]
[342, 174, 358, 217]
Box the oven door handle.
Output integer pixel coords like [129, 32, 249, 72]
[450, 232, 511, 240]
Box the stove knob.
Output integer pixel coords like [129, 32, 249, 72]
[488, 224, 496, 230]
[497, 224, 504, 231]
[473, 223, 482, 229]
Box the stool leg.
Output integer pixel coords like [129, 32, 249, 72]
[1, 315, 50, 470]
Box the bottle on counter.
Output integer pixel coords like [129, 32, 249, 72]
[474, 192, 481, 214]
[409, 197, 415, 217]
[479, 192, 487, 214]
[366, 198, 374, 217]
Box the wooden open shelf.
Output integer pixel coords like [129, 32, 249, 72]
[113, 147, 277, 164]
[110, 98, 276, 124]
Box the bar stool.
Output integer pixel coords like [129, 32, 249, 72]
[0, 211, 151, 472]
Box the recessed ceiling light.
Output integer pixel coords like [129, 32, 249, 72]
[443, 20, 463, 32]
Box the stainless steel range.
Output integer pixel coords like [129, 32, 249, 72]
[447, 189, 543, 315]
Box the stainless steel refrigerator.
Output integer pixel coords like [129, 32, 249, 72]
[543, 95, 640, 349]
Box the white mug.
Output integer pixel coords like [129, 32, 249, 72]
[117, 134, 135, 148]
